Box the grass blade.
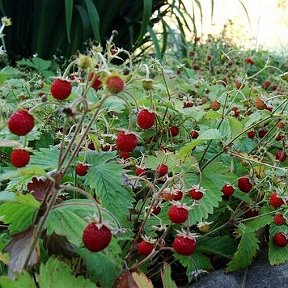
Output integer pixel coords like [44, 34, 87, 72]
[84, 0, 101, 42]
[64, 0, 73, 43]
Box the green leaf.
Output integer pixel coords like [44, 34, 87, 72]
[39, 257, 95, 288]
[228, 116, 243, 140]
[84, 0, 101, 42]
[85, 153, 133, 224]
[78, 248, 120, 288]
[29, 147, 61, 170]
[0, 194, 39, 233]
[198, 128, 222, 140]
[161, 263, 177, 288]
[226, 223, 260, 271]
[245, 207, 273, 231]
[147, 25, 161, 59]
[64, 0, 74, 43]
[268, 224, 288, 265]
[0, 271, 36, 288]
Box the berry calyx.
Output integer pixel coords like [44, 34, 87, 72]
[237, 176, 253, 193]
[173, 234, 197, 255]
[273, 232, 288, 247]
[137, 240, 154, 256]
[106, 75, 124, 94]
[82, 222, 112, 252]
[274, 213, 286, 226]
[10, 149, 30, 168]
[75, 163, 89, 176]
[137, 109, 156, 129]
[269, 192, 284, 208]
[115, 131, 137, 152]
[156, 164, 168, 177]
[168, 205, 189, 224]
[221, 184, 235, 197]
[51, 78, 72, 100]
[8, 110, 35, 136]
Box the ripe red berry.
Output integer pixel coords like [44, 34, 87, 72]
[169, 126, 179, 137]
[106, 75, 124, 94]
[88, 142, 95, 150]
[277, 121, 285, 129]
[152, 205, 161, 215]
[156, 164, 168, 177]
[135, 166, 145, 176]
[255, 98, 267, 110]
[235, 80, 244, 89]
[75, 163, 89, 176]
[262, 80, 271, 90]
[274, 213, 286, 226]
[190, 130, 199, 139]
[8, 110, 35, 136]
[244, 208, 259, 218]
[173, 235, 197, 255]
[210, 101, 221, 111]
[168, 205, 188, 224]
[221, 184, 235, 197]
[51, 78, 72, 100]
[116, 131, 137, 152]
[273, 232, 288, 247]
[270, 192, 284, 208]
[183, 101, 193, 108]
[137, 240, 154, 256]
[238, 176, 253, 193]
[137, 109, 156, 129]
[245, 58, 254, 65]
[189, 187, 204, 200]
[88, 72, 102, 90]
[275, 150, 287, 162]
[247, 130, 256, 139]
[258, 129, 268, 138]
[172, 190, 183, 201]
[82, 223, 112, 252]
[118, 151, 130, 159]
[10, 149, 30, 168]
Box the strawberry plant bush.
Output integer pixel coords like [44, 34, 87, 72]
[0, 31, 288, 287]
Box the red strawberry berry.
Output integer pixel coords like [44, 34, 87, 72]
[245, 58, 255, 65]
[189, 187, 204, 200]
[262, 80, 271, 90]
[221, 184, 235, 197]
[118, 151, 130, 159]
[238, 176, 253, 193]
[137, 240, 154, 256]
[169, 126, 179, 137]
[156, 164, 168, 177]
[82, 223, 112, 252]
[255, 98, 267, 110]
[247, 130, 256, 139]
[244, 208, 259, 218]
[116, 131, 137, 152]
[183, 101, 193, 108]
[8, 110, 35, 136]
[51, 78, 72, 100]
[137, 109, 156, 129]
[135, 166, 145, 176]
[273, 232, 288, 247]
[190, 130, 199, 139]
[258, 129, 268, 138]
[88, 72, 102, 90]
[210, 101, 221, 111]
[270, 192, 284, 208]
[173, 235, 197, 255]
[75, 163, 89, 176]
[152, 205, 161, 215]
[275, 150, 287, 162]
[172, 190, 183, 201]
[274, 213, 286, 226]
[10, 149, 30, 168]
[106, 75, 124, 94]
[168, 205, 188, 224]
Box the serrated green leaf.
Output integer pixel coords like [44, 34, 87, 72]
[268, 224, 288, 265]
[245, 207, 273, 231]
[198, 129, 222, 140]
[0, 194, 39, 233]
[161, 263, 177, 288]
[29, 147, 61, 170]
[0, 271, 36, 288]
[144, 150, 179, 171]
[228, 116, 243, 140]
[226, 224, 260, 271]
[0, 192, 15, 202]
[39, 257, 95, 288]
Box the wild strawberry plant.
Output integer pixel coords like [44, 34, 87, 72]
[0, 33, 287, 287]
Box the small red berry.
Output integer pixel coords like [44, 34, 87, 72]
[247, 130, 256, 139]
[10, 149, 30, 168]
[135, 166, 145, 176]
[172, 190, 183, 201]
[8, 110, 35, 136]
[190, 130, 199, 139]
[245, 58, 255, 65]
[116, 131, 137, 152]
[274, 213, 286, 226]
[106, 75, 124, 94]
[168, 205, 189, 224]
[221, 184, 235, 197]
[82, 223, 112, 252]
[258, 129, 268, 138]
[173, 235, 197, 255]
[275, 150, 287, 162]
[270, 192, 284, 208]
[244, 208, 259, 218]
[88, 142, 95, 150]
[183, 101, 193, 108]
[152, 205, 161, 215]
[210, 101, 221, 111]
[51, 78, 72, 100]
[137, 109, 156, 129]
[238, 176, 253, 193]
[255, 98, 267, 110]
[75, 163, 89, 176]
[156, 164, 168, 177]
[273, 232, 288, 247]
[137, 240, 154, 256]
[88, 72, 102, 90]
[169, 126, 179, 137]
[118, 151, 130, 159]
[262, 80, 271, 90]
[189, 187, 204, 200]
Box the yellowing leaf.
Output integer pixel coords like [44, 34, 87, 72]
[132, 272, 153, 288]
